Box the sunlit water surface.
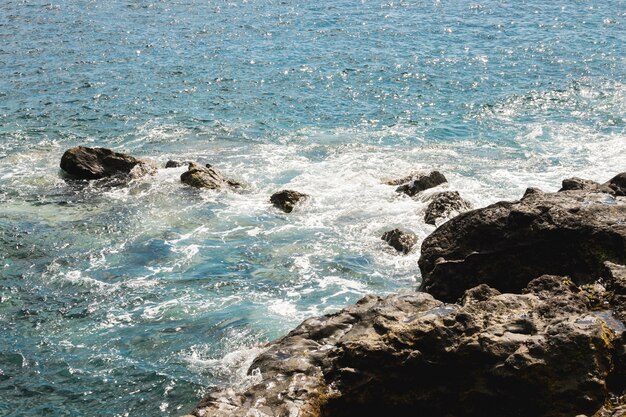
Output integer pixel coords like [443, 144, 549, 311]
[0, 1, 625, 415]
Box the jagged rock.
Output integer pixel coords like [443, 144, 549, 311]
[192, 275, 624, 417]
[607, 173, 626, 196]
[270, 190, 309, 213]
[381, 229, 417, 254]
[60, 146, 154, 180]
[387, 171, 447, 196]
[559, 177, 605, 192]
[424, 191, 471, 225]
[180, 162, 241, 189]
[559, 173, 626, 196]
[419, 176, 626, 302]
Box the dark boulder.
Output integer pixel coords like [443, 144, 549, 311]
[559, 173, 626, 196]
[559, 177, 604, 192]
[607, 172, 626, 196]
[424, 191, 471, 225]
[419, 175, 626, 302]
[180, 162, 242, 189]
[381, 229, 417, 254]
[60, 146, 154, 180]
[165, 160, 184, 168]
[270, 190, 309, 213]
[192, 275, 623, 417]
[387, 171, 447, 197]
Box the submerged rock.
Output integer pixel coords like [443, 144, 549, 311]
[419, 175, 626, 302]
[180, 162, 241, 189]
[381, 228, 417, 254]
[60, 146, 154, 180]
[387, 170, 447, 197]
[192, 275, 623, 417]
[424, 191, 471, 225]
[270, 190, 309, 213]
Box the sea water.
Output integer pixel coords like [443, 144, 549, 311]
[0, 0, 624, 415]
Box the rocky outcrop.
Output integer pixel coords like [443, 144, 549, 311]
[60, 146, 154, 180]
[189, 173, 626, 417]
[381, 229, 417, 254]
[180, 162, 242, 189]
[559, 173, 626, 196]
[270, 190, 309, 213]
[192, 275, 624, 417]
[419, 179, 626, 303]
[424, 191, 471, 225]
[387, 171, 447, 197]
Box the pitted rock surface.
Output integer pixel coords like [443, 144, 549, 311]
[192, 275, 623, 417]
[423, 191, 471, 225]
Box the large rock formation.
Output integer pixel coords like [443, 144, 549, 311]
[387, 171, 447, 197]
[423, 191, 471, 225]
[191, 275, 624, 417]
[180, 162, 242, 189]
[270, 190, 309, 213]
[60, 146, 154, 180]
[419, 181, 626, 303]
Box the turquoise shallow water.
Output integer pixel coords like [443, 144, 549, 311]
[1, 1, 625, 415]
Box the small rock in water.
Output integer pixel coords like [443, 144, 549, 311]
[165, 160, 183, 168]
[180, 162, 242, 189]
[424, 191, 471, 225]
[381, 228, 417, 254]
[60, 146, 154, 180]
[388, 171, 447, 197]
[270, 190, 308, 213]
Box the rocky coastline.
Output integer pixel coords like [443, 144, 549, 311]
[58, 147, 625, 416]
[187, 173, 626, 417]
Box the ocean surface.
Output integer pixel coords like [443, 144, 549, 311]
[0, 0, 625, 415]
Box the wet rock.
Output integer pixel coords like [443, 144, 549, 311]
[180, 162, 241, 189]
[419, 176, 626, 302]
[60, 146, 154, 180]
[192, 275, 623, 417]
[165, 160, 184, 168]
[381, 229, 417, 254]
[270, 190, 309, 213]
[424, 191, 471, 225]
[559, 177, 605, 192]
[607, 173, 626, 196]
[388, 171, 447, 197]
[559, 173, 626, 196]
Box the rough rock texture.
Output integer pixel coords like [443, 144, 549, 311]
[381, 229, 417, 254]
[559, 173, 626, 196]
[424, 191, 472, 225]
[180, 162, 242, 189]
[192, 275, 624, 417]
[387, 171, 447, 196]
[270, 190, 309, 213]
[60, 146, 154, 180]
[419, 182, 626, 303]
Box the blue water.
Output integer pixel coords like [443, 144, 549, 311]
[0, 1, 624, 415]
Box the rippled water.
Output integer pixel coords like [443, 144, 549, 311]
[1, 1, 625, 415]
